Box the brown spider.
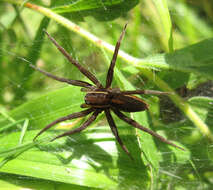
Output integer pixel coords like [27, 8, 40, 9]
[31, 24, 183, 159]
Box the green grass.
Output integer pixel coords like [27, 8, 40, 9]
[0, 0, 213, 189]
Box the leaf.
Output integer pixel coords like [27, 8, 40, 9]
[23, 17, 50, 79]
[188, 96, 213, 126]
[53, 0, 122, 13]
[7, 17, 50, 102]
[0, 127, 148, 189]
[52, 0, 139, 21]
[0, 86, 84, 130]
[153, 0, 173, 52]
[137, 38, 213, 80]
[0, 174, 90, 190]
[168, 0, 213, 42]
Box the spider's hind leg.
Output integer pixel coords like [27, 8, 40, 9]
[33, 108, 94, 141]
[112, 108, 184, 151]
[105, 109, 133, 160]
[51, 109, 102, 141]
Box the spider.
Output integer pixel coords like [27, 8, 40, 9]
[31, 24, 183, 159]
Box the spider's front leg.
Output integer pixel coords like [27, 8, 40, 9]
[29, 64, 94, 89]
[105, 24, 127, 88]
[43, 30, 103, 88]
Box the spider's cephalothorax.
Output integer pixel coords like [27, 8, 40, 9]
[31, 24, 183, 159]
[84, 88, 149, 112]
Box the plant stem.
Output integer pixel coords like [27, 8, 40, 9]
[140, 69, 213, 141]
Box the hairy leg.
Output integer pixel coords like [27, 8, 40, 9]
[120, 90, 173, 96]
[44, 30, 103, 88]
[105, 109, 133, 159]
[33, 108, 94, 141]
[105, 24, 127, 88]
[51, 109, 102, 141]
[112, 108, 184, 150]
[30, 64, 93, 89]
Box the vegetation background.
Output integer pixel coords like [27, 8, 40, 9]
[0, 0, 213, 189]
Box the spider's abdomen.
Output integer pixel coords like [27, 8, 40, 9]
[110, 94, 149, 112]
[85, 91, 111, 108]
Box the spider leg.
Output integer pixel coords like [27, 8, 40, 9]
[51, 109, 102, 141]
[105, 24, 127, 88]
[105, 109, 133, 160]
[33, 108, 94, 141]
[120, 90, 173, 96]
[44, 30, 103, 88]
[30, 64, 93, 89]
[112, 108, 184, 151]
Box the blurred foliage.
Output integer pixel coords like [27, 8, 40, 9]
[0, 0, 213, 190]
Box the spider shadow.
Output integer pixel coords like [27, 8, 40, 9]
[35, 125, 149, 184]
[35, 129, 118, 177]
